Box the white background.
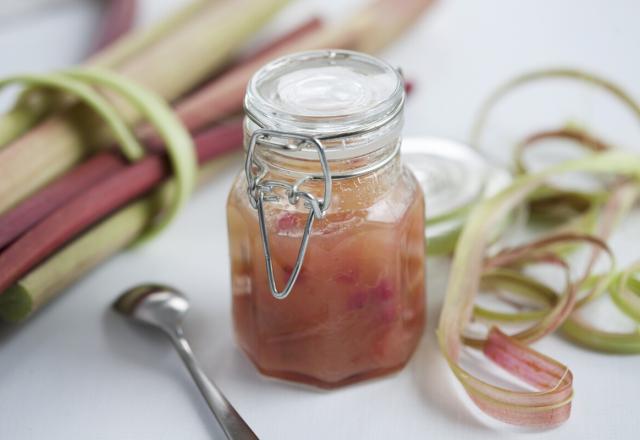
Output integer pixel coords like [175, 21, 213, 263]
[1, 0, 639, 439]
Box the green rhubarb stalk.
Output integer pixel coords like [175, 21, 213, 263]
[0, 155, 236, 322]
[0, 0, 290, 215]
[0, 199, 154, 322]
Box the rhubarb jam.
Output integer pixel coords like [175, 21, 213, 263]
[227, 50, 426, 388]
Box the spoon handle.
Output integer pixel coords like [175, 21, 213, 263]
[168, 328, 259, 440]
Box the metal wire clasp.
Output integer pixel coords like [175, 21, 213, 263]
[245, 129, 332, 300]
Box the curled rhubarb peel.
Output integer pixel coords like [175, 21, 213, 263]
[514, 128, 612, 223]
[472, 230, 640, 355]
[438, 151, 640, 427]
[470, 68, 640, 151]
[483, 235, 612, 343]
[562, 312, 640, 354]
[469, 67, 640, 238]
[567, 258, 640, 353]
[472, 269, 640, 355]
[425, 122, 618, 256]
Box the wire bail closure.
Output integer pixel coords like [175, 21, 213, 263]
[245, 128, 332, 300]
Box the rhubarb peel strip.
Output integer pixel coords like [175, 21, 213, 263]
[562, 263, 640, 354]
[466, 233, 615, 349]
[62, 68, 197, 241]
[470, 189, 640, 355]
[0, 74, 145, 160]
[470, 68, 640, 150]
[611, 262, 640, 322]
[469, 67, 640, 234]
[438, 151, 640, 427]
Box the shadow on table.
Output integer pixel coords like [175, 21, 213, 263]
[0, 321, 19, 343]
[410, 256, 490, 430]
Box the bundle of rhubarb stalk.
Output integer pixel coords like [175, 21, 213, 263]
[0, 0, 435, 322]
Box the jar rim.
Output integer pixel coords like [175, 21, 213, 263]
[244, 50, 405, 139]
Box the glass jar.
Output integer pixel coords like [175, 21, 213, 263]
[227, 50, 425, 388]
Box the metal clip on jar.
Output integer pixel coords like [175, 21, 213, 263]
[227, 50, 426, 388]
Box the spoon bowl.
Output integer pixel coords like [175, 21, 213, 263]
[114, 284, 189, 330]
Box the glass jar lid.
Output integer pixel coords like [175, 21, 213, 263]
[402, 137, 513, 255]
[245, 50, 405, 142]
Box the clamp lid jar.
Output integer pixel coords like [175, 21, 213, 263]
[227, 50, 426, 388]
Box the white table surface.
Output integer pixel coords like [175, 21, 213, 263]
[1, 0, 639, 439]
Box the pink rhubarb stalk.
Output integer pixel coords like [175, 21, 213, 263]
[93, 0, 137, 53]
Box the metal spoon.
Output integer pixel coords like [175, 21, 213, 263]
[113, 284, 258, 440]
